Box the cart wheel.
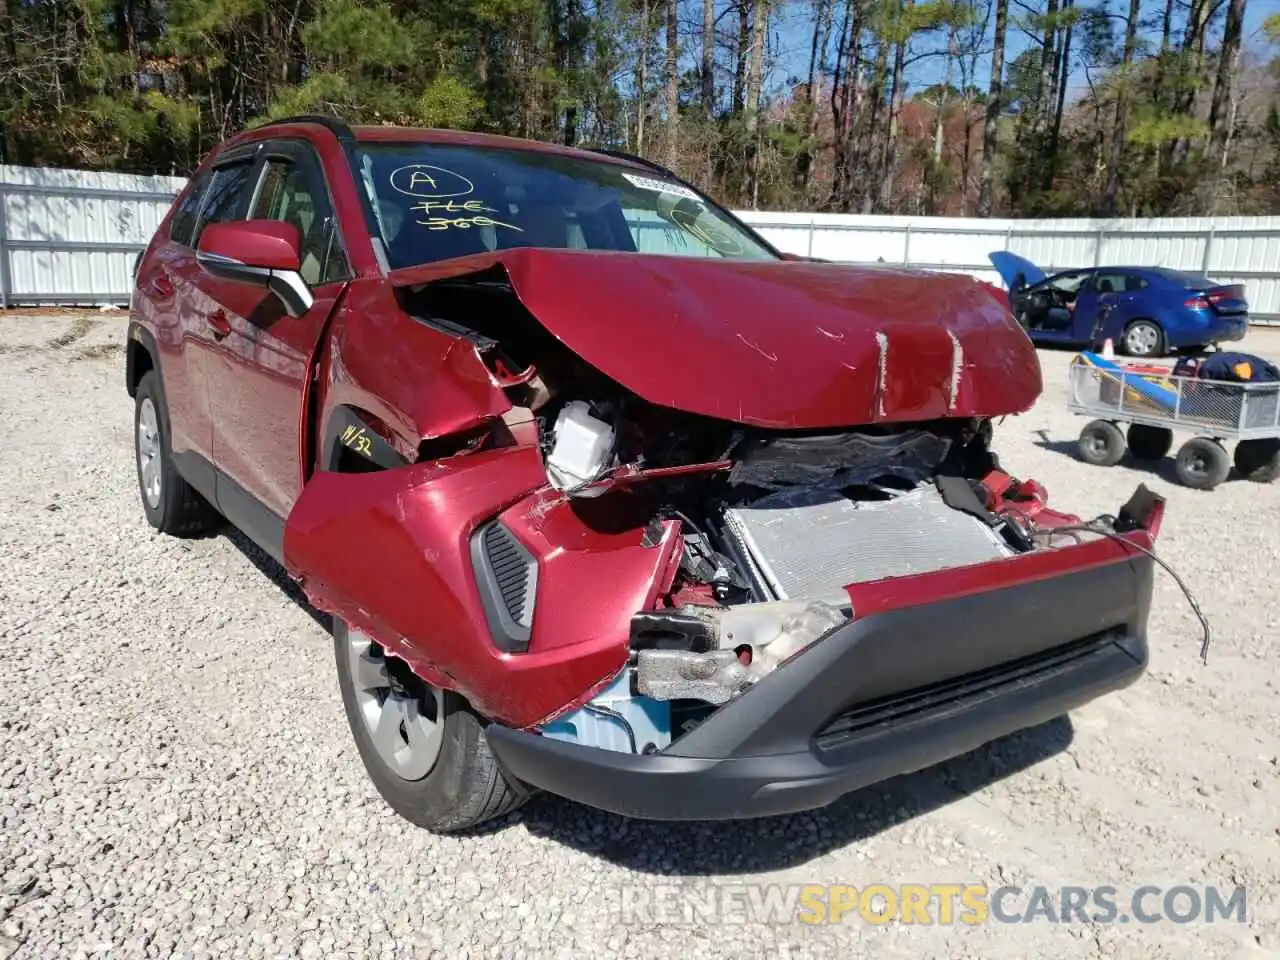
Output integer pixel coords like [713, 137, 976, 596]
[1078, 420, 1126, 467]
[1175, 437, 1230, 490]
[1126, 424, 1173, 461]
[1233, 438, 1280, 483]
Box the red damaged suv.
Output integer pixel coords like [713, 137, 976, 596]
[127, 115, 1162, 831]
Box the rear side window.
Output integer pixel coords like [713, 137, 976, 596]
[168, 168, 213, 247]
[192, 162, 257, 245]
[1094, 272, 1146, 294]
[1154, 268, 1213, 288]
[1093, 273, 1122, 294]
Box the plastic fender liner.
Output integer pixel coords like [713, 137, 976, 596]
[283, 448, 681, 728]
[324, 281, 512, 449]
[321, 405, 409, 471]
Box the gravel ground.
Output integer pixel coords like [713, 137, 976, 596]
[1, 310, 1278, 960]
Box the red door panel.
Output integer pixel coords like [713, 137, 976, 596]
[205, 277, 340, 518]
[136, 239, 214, 463]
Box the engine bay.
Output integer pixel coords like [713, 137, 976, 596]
[400, 272, 1119, 755]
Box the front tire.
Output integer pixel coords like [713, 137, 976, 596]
[1078, 420, 1126, 466]
[1122, 320, 1164, 358]
[134, 371, 220, 536]
[1126, 424, 1173, 461]
[333, 619, 527, 832]
[1233, 438, 1280, 483]
[1174, 437, 1230, 490]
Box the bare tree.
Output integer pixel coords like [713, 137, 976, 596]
[797, 0, 833, 195]
[956, 0, 991, 214]
[829, 0, 866, 211]
[664, 0, 679, 167]
[743, 0, 768, 203]
[977, 0, 1007, 215]
[733, 0, 749, 111]
[1208, 0, 1246, 167]
[1036, 0, 1059, 131]
[880, 27, 908, 211]
[1045, 0, 1073, 190]
[636, 0, 651, 153]
[928, 18, 959, 212]
[1168, 0, 1216, 166]
[701, 0, 716, 112]
[1102, 0, 1140, 214]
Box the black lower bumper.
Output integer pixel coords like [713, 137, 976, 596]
[486, 554, 1152, 821]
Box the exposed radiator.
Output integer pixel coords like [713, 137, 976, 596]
[722, 483, 1012, 604]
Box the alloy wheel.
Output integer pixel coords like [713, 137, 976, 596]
[1124, 323, 1160, 357]
[346, 629, 445, 781]
[137, 397, 163, 509]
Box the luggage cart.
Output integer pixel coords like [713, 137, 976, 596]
[1067, 352, 1280, 490]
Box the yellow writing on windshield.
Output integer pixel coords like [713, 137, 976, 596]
[389, 164, 476, 199]
[410, 200, 522, 233]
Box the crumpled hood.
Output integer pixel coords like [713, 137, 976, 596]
[390, 249, 1041, 429]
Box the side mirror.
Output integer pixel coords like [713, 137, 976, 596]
[196, 220, 314, 317]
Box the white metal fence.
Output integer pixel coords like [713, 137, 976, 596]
[742, 212, 1280, 325]
[2, 163, 1279, 324]
[0, 165, 186, 307]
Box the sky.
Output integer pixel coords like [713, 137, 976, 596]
[763, 0, 1279, 103]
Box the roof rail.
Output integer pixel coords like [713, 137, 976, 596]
[259, 114, 355, 142]
[590, 148, 671, 175]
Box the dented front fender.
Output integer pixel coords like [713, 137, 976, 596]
[283, 448, 682, 728]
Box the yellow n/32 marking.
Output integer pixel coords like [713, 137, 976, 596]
[341, 424, 373, 457]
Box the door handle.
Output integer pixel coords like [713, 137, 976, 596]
[208, 310, 232, 340]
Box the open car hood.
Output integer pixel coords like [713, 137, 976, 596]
[989, 251, 1046, 290]
[390, 249, 1042, 429]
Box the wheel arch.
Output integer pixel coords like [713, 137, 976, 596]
[319, 404, 409, 473]
[126, 322, 161, 398]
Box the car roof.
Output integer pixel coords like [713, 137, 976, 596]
[1052, 266, 1166, 276]
[223, 117, 653, 171]
[352, 125, 640, 163]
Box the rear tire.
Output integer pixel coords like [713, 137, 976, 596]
[333, 619, 528, 832]
[134, 371, 221, 536]
[1233, 438, 1280, 483]
[1078, 420, 1126, 467]
[1122, 320, 1164, 358]
[1174, 437, 1230, 490]
[1125, 424, 1173, 461]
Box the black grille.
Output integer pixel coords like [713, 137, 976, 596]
[471, 521, 538, 652]
[482, 522, 534, 627]
[814, 631, 1121, 751]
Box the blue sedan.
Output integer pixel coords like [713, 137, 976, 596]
[989, 252, 1249, 358]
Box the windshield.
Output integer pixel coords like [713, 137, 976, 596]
[353, 143, 776, 270]
[1048, 271, 1090, 295]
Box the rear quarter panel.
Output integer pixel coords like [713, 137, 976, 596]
[1149, 286, 1209, 347]
[129, 182, 214, 460]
